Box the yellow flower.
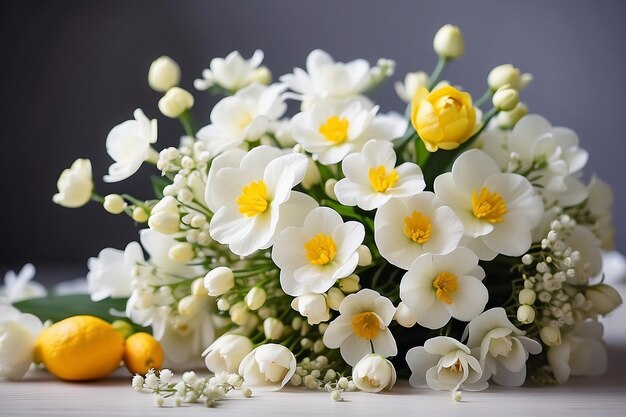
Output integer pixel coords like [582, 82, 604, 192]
[411, 85, 477, 152]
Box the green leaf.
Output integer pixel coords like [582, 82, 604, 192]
[14, 295, 129, 324]
[151, 175, 172, 199]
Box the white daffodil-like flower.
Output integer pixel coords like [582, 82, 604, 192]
[334, 140, 425, 210]
[239, 344, 297, 391]
[394, 71, 429, 103]
[194, 50, 268, 92]
[272, 207, 364, 296]
[52, 158, 93, 208]
[86, 241, 144, 302]
[0, 264, 46, 304]
[323, 289, 396, 366]
[158, 310, 215, 368]
[202, 334, 253, 374]
[399, 247, 488, 329]
[0, 305, 43, 380]
[406, 336, 487, 391]
[207, 146, 317, 256]
[196, 83, 287, 156]
[280, 49, 377, 106]
[434, 149, 543, 261]
[352, 354, 397, 393]
[103, 109, 158, 183]
[480, 115, 589, 207]
[374, 192, 464, 269]
[464, 308, 542, 386]
[547, 321, 607, 384]
[291, 98, 406, 165]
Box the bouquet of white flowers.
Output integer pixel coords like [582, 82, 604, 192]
[4, 24, 621, 405]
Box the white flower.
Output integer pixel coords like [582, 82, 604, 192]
[399, 247, 488, 329]
[585, 175, 615, 250]
[464, 308, 542, 386]
[280, 49, 375, 106]
[406, 336, 486, 391]
[291, 98, 406, 165]
[52, 158, 93, 208]
[0, 264, 46, 303]
[194, 50, 267, 92]
[196, 83, 287, 156]
[585, 284, 622, 316]
[207, 146, 317, 256]
[239, 344, 297, 391]
[158, 87, 194, 118]
[272, 207, 364, 296]
[290, 293, 330, 325]
[352, 354, 397, 393]
[0, 305, 43, 380]
[103, 109, 158, 183]
[158, 310, 215, 368]
[375, 192, 464, 269]
[335, 140, 425, 210]
[433, 24, 464, 59]
[148, 56, 180, 92]
[562, 225, 603, 285]
[434, 149, 543, 260]
[322, 289, 396, 366]
[547, 321, 607, 384]
[86, 242, 144, 302]
[480, 115, 589, 207]
[394, 71, 429, 103]
[202, 334, 253, 374]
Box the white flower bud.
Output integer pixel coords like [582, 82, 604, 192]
[229, 302, 250, 326]
[516, 304, 536, 324]
[488, 64, 532, 91]
[177, 295, 201, 317]
[244, 287, 267, 311]
[585, 284, 623, 316]
[191, 278, 208, 297]
[168, 242, 195, 263]
[394, 302, 418, 328]
[302, 158, 321, 189]
[204, 267, 234, 296]
[338, 275, 360, 293]
[519, 288, 537, 305]
[152, 196, 179, 214]
[52, 158, 93, 208]
[148, 211, 180, 234]
[352, 354, 397, 393]
[263, 317, 285, 340]
[540, 326, 562, 346]
[251, 66, 272, 85]
[313, 339, 325, 353]
[326, 287, 345, 311]
[159, 369, 173, 383]
[291, 293, 329, 325]
[103, 194, 127, 214]
[132, 206, 149, 223]
[521, 253, 534, 265]
[132, 374, 144, 390]
[433, 24, 464, 59]
[216, 298, 230, 311]
[242, 387, 253, 398]
[182, 371, 197, 385]
[492, 87, 519, 111]
[148, 56, 181, 92]
[324, 179, 338, 200]
[158, 87, 194, 118]
[356, 245, 372, 266]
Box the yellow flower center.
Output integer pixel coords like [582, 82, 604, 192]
[368, 165, 399, 193]
[403, 211, 432, 244]
[471, 187, 508, 223]
[236, 180, 270, 217]
[319, 115, 349, 144]
[304, 233, 337, 265]
[432, 272, 459, 304]
[449, 358, 463, 373]
[351, 312, 381, 340]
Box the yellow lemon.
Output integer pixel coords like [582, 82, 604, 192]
[35, 315, 124, 381]
[123, 332, 164, 375]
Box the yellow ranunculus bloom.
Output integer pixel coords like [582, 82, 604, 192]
[411, 85, 477, 152]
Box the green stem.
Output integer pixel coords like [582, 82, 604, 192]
[428, 56, 449, 90]
[178, 110, 197, 137]
[474, 88, 493, 108]
[91, 193, 104, 204]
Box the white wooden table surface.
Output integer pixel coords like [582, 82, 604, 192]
[2, 283, 625, 417]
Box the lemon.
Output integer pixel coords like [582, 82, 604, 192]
[123, 332, 164, 375]
[35, 315, 125, 381]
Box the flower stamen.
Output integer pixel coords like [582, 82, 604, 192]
[237, 180, 270, 217]
[471, 187, 507, 223]
[351, 312, 382, 340]
[319, 115, 350, 144]
[368, 165, 399, 193]
[432, 272, 459, 304]
[403, 211, 432, 244]
[304, 233, 337, 265]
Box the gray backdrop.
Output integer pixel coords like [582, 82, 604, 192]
[1, 0, 625, 277]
